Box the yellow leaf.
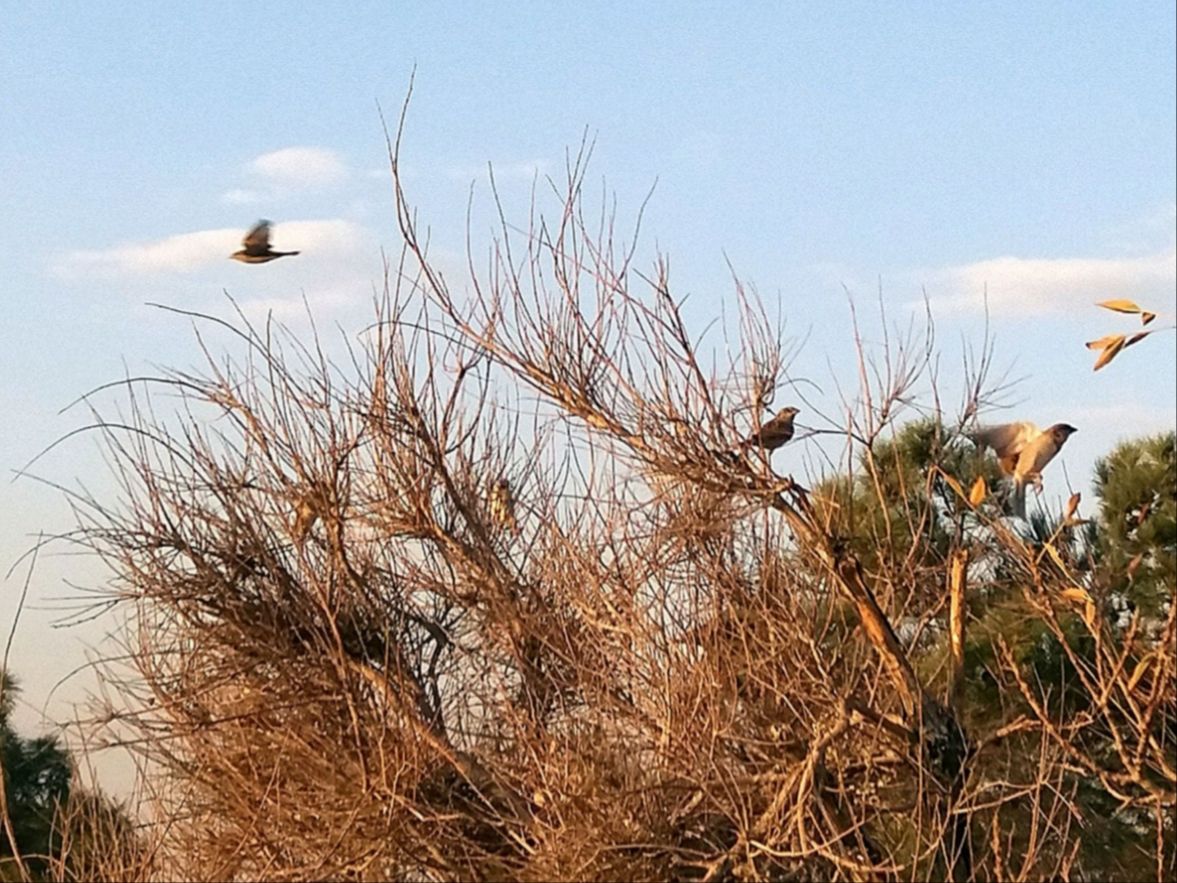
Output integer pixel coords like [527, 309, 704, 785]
[1142, 311, 1157, 326]
[1043, 543, 1069, 574]
[1096, 299, 1142, 314]
[1085, 334, 1124, 351]
[941, 471, 966, 501]
[1064, 492, 1080, 521]
[1126, 655, 1153, 692]
[1092, 337, 1126, 371]
[1083, 599, 1098, 632]
[968, 476, 987, 506]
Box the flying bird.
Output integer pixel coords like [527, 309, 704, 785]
[230, 220, 299, 263]
[489, 478, 519, 533]
[971, 421, 1077, 518]
[742, 407, 800, 452]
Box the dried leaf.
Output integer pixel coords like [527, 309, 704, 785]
[1092, 337, 1126, 371]
[1083, 599, 1098, 632]
[1085, 334, 1124, 351]
[1126, 655, 1154, 692]
[1125, 331, 1152, 348]
[968, 476, 987, 507]
[1043, 543, 1069, 574]
[1126, 552, 1144, 581]
[1059, 587, 1098, 630]
[1142, 311, 1157, 326]
[1096, 299, 1142, 314]
[940, 470, 966, 502]
[1063, 492, 1080, 521]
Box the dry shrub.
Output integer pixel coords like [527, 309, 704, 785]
[45, 117, 1174, 882]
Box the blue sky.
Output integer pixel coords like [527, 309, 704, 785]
[2, 2, 1175, 790]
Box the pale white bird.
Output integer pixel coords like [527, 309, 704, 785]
[971, 421, 1077, 517]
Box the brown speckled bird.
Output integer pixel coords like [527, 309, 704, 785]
[292, 495, 319, 544]
[743, 406, 800, 452]
[489, 478, 519, 533]
[230, 220, 299, 263]
[971, 421, 1077, 517]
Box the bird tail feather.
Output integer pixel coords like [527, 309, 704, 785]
[1011, 480, 1027, 519]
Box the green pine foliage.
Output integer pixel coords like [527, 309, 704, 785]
[0, 672, 137, 882]
[814, 421, 1174, 880]
[0, 673, 71, 878]
[812, 418, 1005, 598]
[1093, 431, 1177, 619]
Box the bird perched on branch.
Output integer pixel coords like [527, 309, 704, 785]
[971, 421, 1077, 517]
[743, 406, 800, 452]
[715, 406, 800, 464]
[292, 495, 319, 544]
[230, 220, 299, 263]
[489, 478, 519, 534]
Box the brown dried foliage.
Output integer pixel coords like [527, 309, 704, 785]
[40, 119, 1174, 882]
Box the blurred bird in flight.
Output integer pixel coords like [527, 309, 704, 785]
[230, 220, 299, 263]
[971, 421, 1077, 517]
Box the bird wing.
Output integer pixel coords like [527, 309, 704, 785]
[745, 417, 774, 446]
[747, 415, 792, 451]
[973, 422, 1040, 458]
[242, 220, 273, 252]
[1010, 479, 1028, 518]
[1015, 433, 1061, 480]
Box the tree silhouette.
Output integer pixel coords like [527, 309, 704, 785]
[0, 673, 70, 878]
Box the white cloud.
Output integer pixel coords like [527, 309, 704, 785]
[274, 219, 371, 257]
[919, 245, 1176, 317]
[250, 147, 348, 188]
[57, 219, 371, 277]
[63, 228, 242, 276]
[221, 188, 263, 205]
[237, 283, 363, 326]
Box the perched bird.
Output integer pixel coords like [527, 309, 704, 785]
[230, 220, 299, 263]
[971, 421, 1078, 517]
[742, 406, 800, 452]
[292, 495, 319, 544]
[489, 478, 519, 533]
